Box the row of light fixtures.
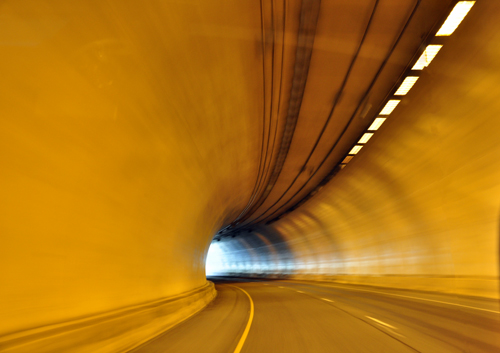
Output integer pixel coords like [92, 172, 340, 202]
[340, 1, 475, 168]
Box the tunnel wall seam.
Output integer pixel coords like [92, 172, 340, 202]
[0, 282, 216, 353]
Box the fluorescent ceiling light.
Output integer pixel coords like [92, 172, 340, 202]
[358, 133, 374, 144]
[436, 1, 475, 36]
[368, 118, 386, 131]
[412, 45, 443, 70]
[394, 76, 419, 95]
[379, 100, 400, 115]
[342, 156, 353, 164]
[349, 145, 363, 155]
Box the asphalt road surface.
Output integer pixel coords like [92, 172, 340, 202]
[130, 278, 500, 353]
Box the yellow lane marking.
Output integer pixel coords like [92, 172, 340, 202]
[366, 316, 396, 329]
[307, 283, 500, 314]
[321, 298, 334, 302]
[229, 285, 254, 353]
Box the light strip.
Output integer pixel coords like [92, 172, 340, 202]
[349, 145, 363, 155]
[436, 1, 475, 36]
[379, 100, 400, 115]
[358, 133, 374, 144]
[412, 45, 443, 70]
[340, 0, 473, 173]
[368, 117, 386, 131]
[342, 156, 353, 164]
[394, 76, 419, 95]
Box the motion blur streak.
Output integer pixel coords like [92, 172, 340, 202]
[131, 279, 500, 353]
[0, 0, 499, 352]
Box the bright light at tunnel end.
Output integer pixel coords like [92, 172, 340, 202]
[205, 242, 225, 276]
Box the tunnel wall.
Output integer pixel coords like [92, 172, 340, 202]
[214, 1, 500, 299]
[0, 283, 216, 353]
[0, 0, 263, 351]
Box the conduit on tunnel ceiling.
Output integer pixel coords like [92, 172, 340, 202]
[214, 0, 457, 240]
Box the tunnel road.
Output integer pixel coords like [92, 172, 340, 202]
[130, 279, 500, 353]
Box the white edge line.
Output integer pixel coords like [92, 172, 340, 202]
[311, 284, 500, 314]
[366, 316, 396, 329]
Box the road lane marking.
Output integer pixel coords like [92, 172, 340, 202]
[366, 317, 405, 338]
[229, 285, 254, 353]
[308, 283, 500, 314]
[366, 316, 396, 329]
[321, 298, 334, 302]
[387, 329, 405, 338]
[296, 290, 304, 293]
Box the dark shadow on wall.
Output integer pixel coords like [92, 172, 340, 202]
[256, 225, 295, 276]
[301, 210, 346, 275]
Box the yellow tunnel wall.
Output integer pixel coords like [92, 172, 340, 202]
[1, 0, 500, 351]
[213, 1, 500, 299]
[0, 0, 264, 344]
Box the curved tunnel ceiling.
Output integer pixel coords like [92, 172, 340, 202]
[216, 0, 456, 238]
[207, 0, 499, 296]
[2, 0, 498, 350]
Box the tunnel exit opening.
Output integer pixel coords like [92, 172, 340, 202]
[205, 242, 225, 276]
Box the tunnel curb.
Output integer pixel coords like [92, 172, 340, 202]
[0, 281, 217, 353]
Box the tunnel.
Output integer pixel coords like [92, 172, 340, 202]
[1, 0, 499, 352]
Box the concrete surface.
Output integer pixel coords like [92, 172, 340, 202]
[132, 278, 500, 352]
[0, 283, 216, 353]
[1, 0, 499, 351]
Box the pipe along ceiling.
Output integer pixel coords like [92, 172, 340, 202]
[1, 0, 498, 351]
